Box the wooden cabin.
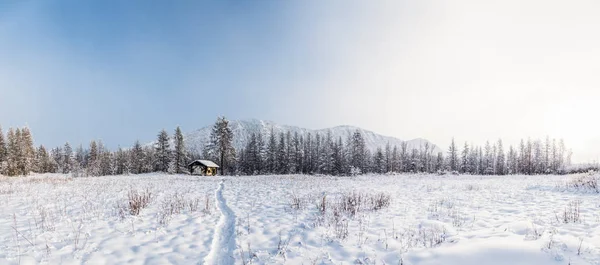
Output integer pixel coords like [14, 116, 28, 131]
[188, 160, 220, 176]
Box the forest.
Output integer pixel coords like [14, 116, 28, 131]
[0, 117, 575, 177]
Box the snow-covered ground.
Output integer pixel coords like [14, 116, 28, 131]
[1, 173, 599, 264]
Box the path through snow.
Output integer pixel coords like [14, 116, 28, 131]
[204, 180, 236, 265]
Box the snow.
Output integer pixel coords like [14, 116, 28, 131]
[1, 173, 599, 264]
[192, 160, 220, 168]
[204, 180, 236, 265]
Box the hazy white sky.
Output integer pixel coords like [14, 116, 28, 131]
[1, 0, 599, 163]
[287, 0, 600, 163]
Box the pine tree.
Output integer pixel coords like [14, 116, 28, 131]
[349, 130, 367, 174]
[98, 142, 113, 176]
[318, 131, 334, 174]
[292, 132, 302, 174]
[373, 147, 385, 174]
[0, 126, 7, 174]
[266, 128, 277, 174]
[142, 146, 156, 173]
[483, 141, 493, 174]
[384, 143, 392, 173]
[6, 128, 20, 176]
[155, 129, 171, 173]
[75, 144, 86, 170]
[286, 131, 296, 173]
[496, 139, 505, 175]
[255, 133, 264, 174]
[35, 145, 51, 173]
[20, 127, 35, 174]
[312, 133, 321, 173]
[49, 147, 61, 173]
[115, 147, 129, 175]
[63, 142, 73, 174]
[130, 140, 144, 174]
[208, 117, 235, 175]
[173, 126, 187, 174]
[460, 142, 469, 173]
[447, 138, 458, 172]
[332, 137, 345, 175]
[303, 133, 313, 174]
[276, 132, 287, 174]
[391, 145, 399, 173]
[507, 145, 517, 174]
[87, 140, 101, 176]
[435, 152, 444, 172]
[400, 142, 408, 172]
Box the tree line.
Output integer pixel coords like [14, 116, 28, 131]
[0, 118, 574, 177]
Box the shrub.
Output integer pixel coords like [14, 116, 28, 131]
[128, 188, 152, 216]
[565, 174, 599, 193]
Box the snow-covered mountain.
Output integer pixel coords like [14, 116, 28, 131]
[184, 119, 443, 154]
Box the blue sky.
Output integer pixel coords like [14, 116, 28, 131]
[0, 1, 336, 147]
[1, 1, 600, 162]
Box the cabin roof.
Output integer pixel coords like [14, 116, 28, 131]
[189, 160, 220, 168]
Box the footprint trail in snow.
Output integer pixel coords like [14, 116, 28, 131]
[204, 180, 236, 265]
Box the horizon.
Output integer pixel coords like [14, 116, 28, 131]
[2, 1, 600, 163]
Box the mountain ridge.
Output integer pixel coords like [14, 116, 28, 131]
[183, 119, 443, 154]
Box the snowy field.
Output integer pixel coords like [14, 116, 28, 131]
[1, 173, 599, 265]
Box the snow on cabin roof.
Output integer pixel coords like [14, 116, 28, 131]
[190, 160, 220, 168]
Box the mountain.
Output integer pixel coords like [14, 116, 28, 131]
[184, 119, 443, 154]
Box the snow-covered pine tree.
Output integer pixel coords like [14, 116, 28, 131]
[483, 141, 492, 174]
[173, 126, 187, 174]
[208, 117, 235, 175]
[550, 138, 557, 173]
[312, 133, 321, 173]
[63, 142, 73, 174]
[332, 136, 345, 175]
[447, 138, 458, 172]
[420, 142, 432, 172]
[256, 132, 266, 174]
[391, 145, 399, 173]
[435, 152, 444, 172]
[20, 127, 35, 174]
[98, 142, 113, 176]
[266, 128, 277, 174]
[477, 146, 486, 175]
[286, 131, 296, 174]
[241, 133, 258, 175]
[557, 139, 566, 173]
[507, 145, 517, 174]
[303, 133, 313, 174]
[373, 147, 385, 174]
[75, 144, 86, 170]
[155, 129, 171, 173]
[460, 142, 469, 173]
[496, 139, 505, 175]
[467, 145, 479, 174]
[87, 140, 101, 176]
[142, 146, 156, 173]
[543, 136, 551, 173]
[13, 128, 27, 175]
[349, 130, 367, 174]
[384, 143, 392, 173]
[399, 142, 408, 172]
[6, 128, 20, 176]
[292, 132, 302, 174]
[0, 126, 6, 174]
[35, 145, 51, 173]
[276, 132, 287, 174]
[130, 140, 144, 174]
[317, 131, 334, 175]
[115, 147, 129, 175]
